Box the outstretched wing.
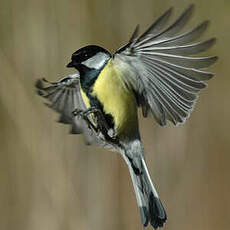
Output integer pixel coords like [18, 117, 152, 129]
[113, 4, 217, 126]
[35, 73, 116, 150]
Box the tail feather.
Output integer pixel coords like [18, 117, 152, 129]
[149, 193, 167, 228]
[126, 156, 167, 229]
[139, 206, 149, 227]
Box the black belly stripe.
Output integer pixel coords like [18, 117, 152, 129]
[79, 61, 114, 130]
[88, 94, 115, 130]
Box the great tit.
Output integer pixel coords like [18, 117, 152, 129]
[36, 4, 217, 229]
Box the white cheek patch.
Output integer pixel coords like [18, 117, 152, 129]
[82, 52, 110, 70]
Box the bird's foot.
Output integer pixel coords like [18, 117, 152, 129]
[72, 108, 98, 133]
[72, 107, 117, 141]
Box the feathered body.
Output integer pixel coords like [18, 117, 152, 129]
[85, 59, 138, 137]
[35, 4, 217, 229]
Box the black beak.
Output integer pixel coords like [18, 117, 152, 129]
[66, 61, 74, 68]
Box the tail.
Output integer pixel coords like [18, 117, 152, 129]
[124, 155, 167, 229]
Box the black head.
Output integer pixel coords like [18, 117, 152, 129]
[66, 45, 111, 73]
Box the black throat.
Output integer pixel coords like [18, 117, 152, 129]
[76, 62, 115, 131]
[76, 64, 100, 95]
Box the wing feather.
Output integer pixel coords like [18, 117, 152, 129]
[149, 57, 214, 80]
[113, 5, 217, 126]
[35, 74, 116, 149]
[135, 5, 195, 48]
[136, 7, 173, 43]
[141, 52, 217, 69]
[143, 60, 195, 112]
[139, 38, 216, 55]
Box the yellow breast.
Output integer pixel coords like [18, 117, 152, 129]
[89, 59, 138, 136]
[80, 87, 90, 108]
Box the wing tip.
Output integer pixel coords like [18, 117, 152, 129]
[164, 6, 174, 17]
[208, 55, 218, 66]
[35, 79, 48, 97]
[206, 37, 217, 48]
[203, 19, 210, 27]
[129, 24, 140, 43]
[206, 72, 215, 80]
[37, 90, 44, 97]
[35, 79, 44, 90]
[180, 3, 195, 18]
[185, 3, 195, 16]
[188, 3, 195, 11]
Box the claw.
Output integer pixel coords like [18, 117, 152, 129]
[108, 128, 116, 139]
[72, 108, 83, 117]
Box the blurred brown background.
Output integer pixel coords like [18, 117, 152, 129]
[0, 0, 229, 230]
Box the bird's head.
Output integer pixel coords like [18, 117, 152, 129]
[66, 45, 111, 74]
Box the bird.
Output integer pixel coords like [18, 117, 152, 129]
[35, 4, 217, 229]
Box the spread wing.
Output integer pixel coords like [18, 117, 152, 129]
[35, 73, 117, 150]
[113, 4, 217, 126]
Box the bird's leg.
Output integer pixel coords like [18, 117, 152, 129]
[85, 107, 115, 139]
[72, 107, 116, 140]
[97, 115, 116, 140]
[85, 107, 116, 140]
[72, 108, 98, 133]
